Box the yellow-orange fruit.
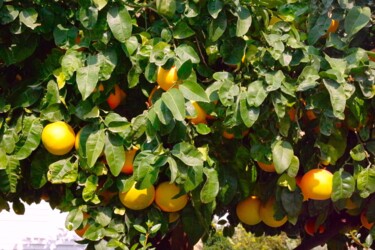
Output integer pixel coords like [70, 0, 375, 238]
[42, 121, 76, 155]
[300, 169, 333, 200]
[236, 196, 262, 226]
[157, 66, 178, 91]
[259, 197, 288, 228]
[155, 182, 188, 212]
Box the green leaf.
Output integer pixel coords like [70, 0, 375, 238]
[239, 94, 259, 128]
[344, 6, 371, 40]
[98, 49, 117, 81]
[171, 142, 204, 167]
[61, 49, 83, 77]
[236, 6, 252, 37]
[123, 36, 138, 57]
[107, 6, 132, 43]
[134, 225, 147, 234]
[207, 0, 223, 19]
[179, 81, 209, 102]
[308, 15, 331, 45]
[104, 112, 129, 133]
[357, 168, 375, 198]
[323, 79, 346, 120]
[85, 127, 105, 168]
[220, 37, 246, 65]
[156, 0, 176, 18]
[154, 99, 173, 125]
[30, 150, 56, 189]
[247, 80, 268, 107]
[161, 89, 186, 121]
[208, 11, 227, 42]
[83, 175, 99, 203]
[331, 170, 355, 202]
[272, 140, 294, 174]
[0, 156, 19, 193]
[0, 5, 19, 24]
[79, 6, 98, 29]
[14, 117, 42, 160]
[173, 20, 195, 39]
[0, 149, 6, 170]
[350, 144, 366, 161]
[281, 188, 303, 218]
[84, 224, 104, 241]
[93, 0, 108, 10]
[104, 133, 125, 177]
[296, 66, 320, 91]
[95, 207, 112, 227]
[177, 60, 193, 80]
[47, 158, 78, 184]
[149, 42, 173, 66]
[175, 44, 200, 64]
[76, 56, 100, 100]
[200, 168, 219, 204]
[150, 224, 161, 234]
[19, 8, 40, 29]
[65, 209, 84, 231]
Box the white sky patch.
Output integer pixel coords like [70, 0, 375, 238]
[0, 201, 85, 250]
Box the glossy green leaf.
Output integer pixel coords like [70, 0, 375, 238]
[296, 66, 320, 91]
[177, 60, 193, 80]
[208, 11, 227, 42]
[247, 80, 268, 107]
[239, 93, 259, 128]
[200, 168, 219, 204]
[14, 117, 42, 160]
[161, 89, 186, 121]
[331, 170, 355, 202]
[104, 133, 125, 177]
[0, 149, 6, 170]
[350, 144, 366, 161]
[236, 6, 252, 37]
[85, 128, 105, 168]
[308, 15, 331, 45]
[0, 5, 19, 24]
[173, 20, 195, 39]
[171, 142, 204, 167]
[79, 6, 98, 29]
[93, 0, 108, 10]
[207, 0, 223, 19]
[154, 99, 173, 125]
[65, 209, 84, 231]
[156, 0, 176, 18]
[19, 8, 39, 29]
[76, 56, 100, 100]
[47, 158, 78, 184]
[323, 79, 346, 120]
[107, 6, 132, 43]
[175, 44, 200, 64]
[344, 6, 371, 40]
[83, 175, 100, 203]
[179, 81, 209, 102]
[272, 140, 294, 174]
[281, 188, 302, 218]
[357, 168, 375, 198]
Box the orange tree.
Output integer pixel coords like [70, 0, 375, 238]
[0, 0, 375, 249]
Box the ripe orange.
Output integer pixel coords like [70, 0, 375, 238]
[168, 212, 180, 223]
[236, 196, 262, 226]
[118, 182, 155, 210]
[361, 211, 374, 230]
[304, 218, 325, 236]
[257, 162, 276, 172]
[222, 129, 249, 139]
[157, 66, 178, 91]
[107, 84, 126, 110]
[288, 107, 296, 122]
[188, 101, 207, 125]
[121, 146, 139, 175]
[300, 169, 333, 200]
[327, 19, 339, 34]
[42, 121, 76, 155]
[155, 182, 188, 212]
[75, 213, 90, 237]
[74, 128, 82, 151]
[305, 110, 317, 121]
[259, 197, 287, 228]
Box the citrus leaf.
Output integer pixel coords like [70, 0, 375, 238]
[79, 6, 98, 29]
[175, 44, 200, 64]
[239, 94, 259, 128]
[236, 6, 251, 37]
[14, 117, 42, 160]
[65, 209, 84, 231]
[47, 158, 78, 184]
[179, 80, 209, 102]
[207, 0, 223, 19]
[85, 128, 105, 168]
[272, 140, 294, 174]
[357, 168, 375, 198]
[247, 80, 268, 107]
[104, 133, 125, 177]
[0, 156, 19, 193]
[93, 0, 108, 10]
[161, 88, 186, 121]
[173, 20, 195, 39]
[19, 8, 40, 29]
[0, 149, 6, 170]
[171, 142, 204, 167]
[350, 144, 366, 161]
[107, 6, 132, 43]
[156, 0, 176, 18]
[200, 168, 219, 204]
[331, 170, 355, 202]
[76, 58, 100, 100]
[82, 175, 99, 203]
[208, 11, 227, 42]
[323, 79, 346, 120]
[344, 6, 371, 40]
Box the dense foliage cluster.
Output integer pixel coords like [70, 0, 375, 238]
[0, 0, 374, 249]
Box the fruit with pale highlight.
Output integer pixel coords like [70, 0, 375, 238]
[236, 196, 262, 226]
[257, 162, 276, 172]
[42, 121, 76, 155]
[259, 197, 288, 228]
[157, 66, 178, 91]
[107, 84, 126, 110]
[155, 182, 188, 212]
[121, 146, 139, 174]
[188, 101, 207, 125]
[119, 182, 155, 210]
[300, 169, 333, 200]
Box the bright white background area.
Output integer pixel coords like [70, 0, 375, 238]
[0, 201, 85, 250]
